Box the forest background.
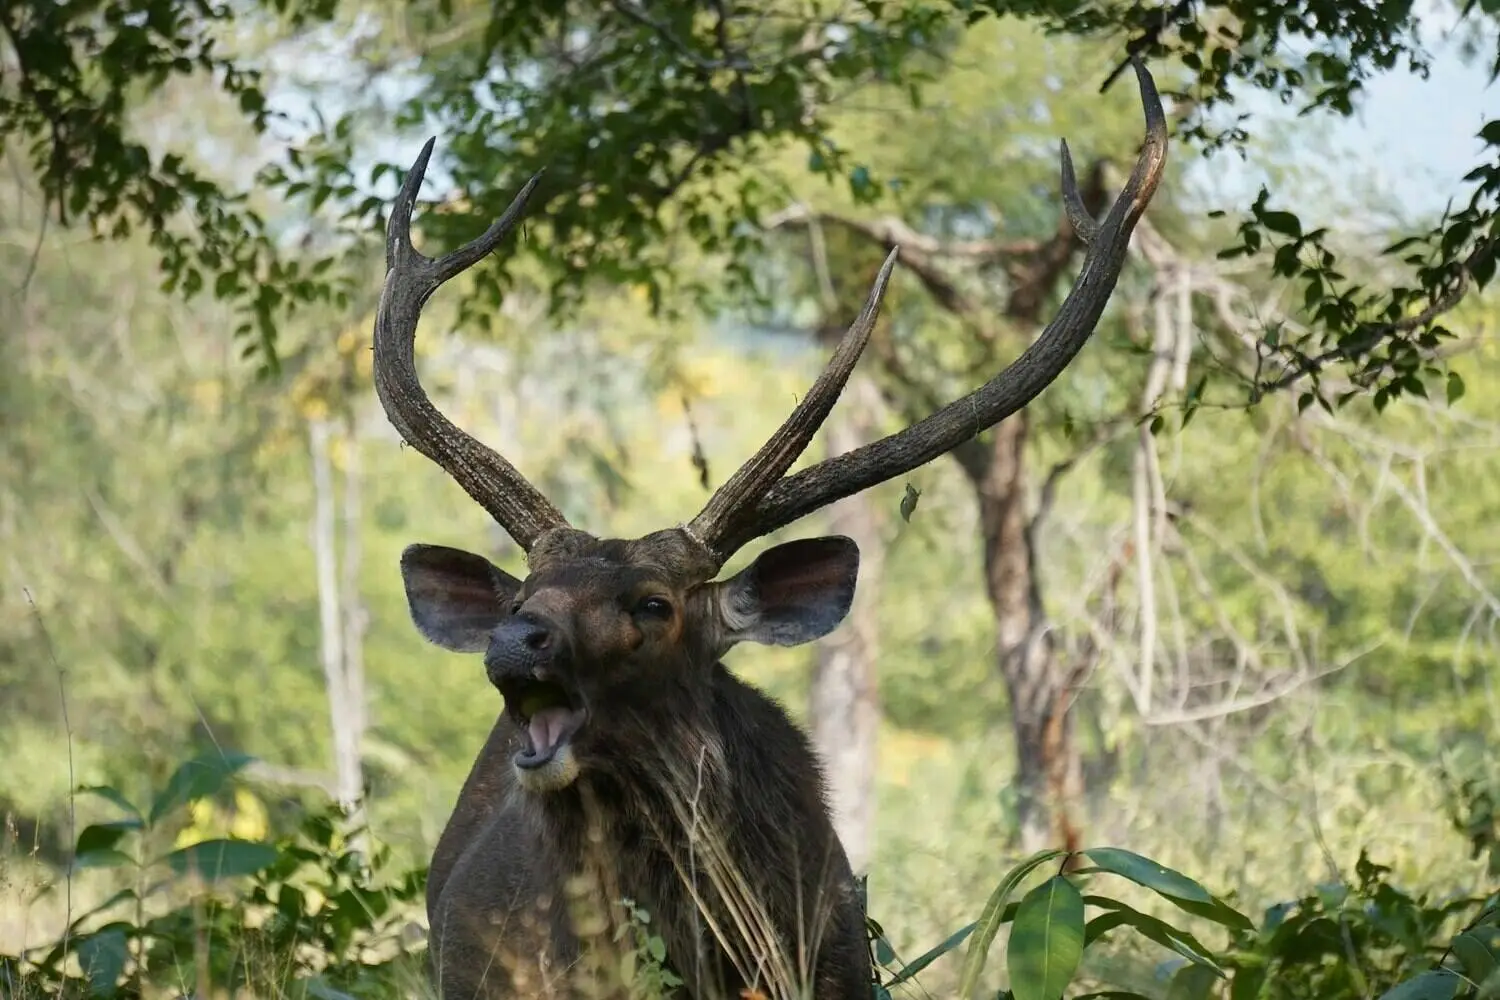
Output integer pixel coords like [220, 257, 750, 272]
[3, 0, 1500, 997]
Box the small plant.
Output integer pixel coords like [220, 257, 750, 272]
[0, 750, 425, 999]
[614, 897, 686, 999]
[1220, 851, 1499, 1000]
[862, 844, 1498, 999]
[868, 845, 1256, 999]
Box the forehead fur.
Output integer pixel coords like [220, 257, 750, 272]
[527, 526, 720, 587]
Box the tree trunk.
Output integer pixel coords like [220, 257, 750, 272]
[309, 416, 368, 858]
[972, 412, 1083, 853]
[808, 377, 884, 874]
[339, 410, 370, 852]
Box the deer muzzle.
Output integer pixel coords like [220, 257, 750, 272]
[485, 613, 588, 790]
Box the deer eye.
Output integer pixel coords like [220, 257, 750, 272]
[635, 596, 672, 619]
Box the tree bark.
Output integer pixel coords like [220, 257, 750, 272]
[808, 376, 885, 874]
[971, 410, 1084, 854]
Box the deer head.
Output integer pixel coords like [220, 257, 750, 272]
[374, 60, 1167, 797]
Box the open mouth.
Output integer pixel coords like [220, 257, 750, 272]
[498, 676, 588, 770]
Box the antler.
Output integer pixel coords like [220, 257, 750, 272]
[373, 139, 571, 551]
[686, 58, 1169, 565]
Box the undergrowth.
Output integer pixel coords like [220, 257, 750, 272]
[1, 748, 1497, 999]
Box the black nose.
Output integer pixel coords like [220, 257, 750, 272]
[486, 612, 556, 680]
[520, 618, 551, 650]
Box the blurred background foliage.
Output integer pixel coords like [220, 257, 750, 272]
[3, 0, 1499, 996]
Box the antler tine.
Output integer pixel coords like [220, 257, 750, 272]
[684, 247, 900, 558]
[702, 57, 1169, 562]
[373, 139, 571, 552]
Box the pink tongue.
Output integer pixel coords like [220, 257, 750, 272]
[527, 708, 574, 756]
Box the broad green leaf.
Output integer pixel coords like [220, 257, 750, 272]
[148, 751, 254, 825]
[75, 822, 135, 856]
[76, 926, 129, 998]
[1081, 848, 1253, 932]
[1259, 209, 1302, 237]
[1454, 926, 1500, 981]
[156, 838, 278, 880]
[1008, 876, 1085, 1000]
[1374, 970, 1462, 1000]
[1082, 848, 1212, 902]
[958, 848, 1066, 1000]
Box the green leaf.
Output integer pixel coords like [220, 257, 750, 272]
[1081, 848, 1253, 932]
[958, 848, 1067, 1000]
[75, 848, 138, 870]
[888, 921, 976, 985]
[900, 483, 921, 523]
[156, 838, 278, 880]
[1375, 970, 1462, 1000]
[1167, 963, 1220, 1000]
[1454, 926, 1500, 980]
[76, 785, 143, 822]
[1083, 900, 1224, 973]
[148, 751, 254, 825]
[1079, 848, 1211, 902]
[1259, 209, 1302, 237]
[1008, 876, 1085, 1000]
[75, 822, 134, 856]
[1447, 371, 1466, 405]
[1230, 964, 1269, 1000]
[76, 927, 129, 998]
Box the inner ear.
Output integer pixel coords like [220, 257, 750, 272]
[400, 543, 522, 653]
[716, 536, 860, 649]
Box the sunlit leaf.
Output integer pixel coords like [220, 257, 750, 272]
[958, 848, 1066, 1000]
[156, 839, 278, 880]
[1081, 848, 1253, 932]
[148, 751, 254, 825]
[1008, 875, 1085, 1000]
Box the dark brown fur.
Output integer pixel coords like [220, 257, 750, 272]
[408, 531, 873, 1000]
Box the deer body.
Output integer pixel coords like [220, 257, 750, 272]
[426, 658, 869, 999]
[369, 59, 1165, 1000]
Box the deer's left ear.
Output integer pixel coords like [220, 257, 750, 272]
[711, 536, 860, 649]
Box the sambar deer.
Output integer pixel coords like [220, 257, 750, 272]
[373, 60, 1166, 1000]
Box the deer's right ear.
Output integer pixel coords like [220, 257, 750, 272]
[400, 544, 523, 653]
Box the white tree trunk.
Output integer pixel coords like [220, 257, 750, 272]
[309, 415, 368, 857]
